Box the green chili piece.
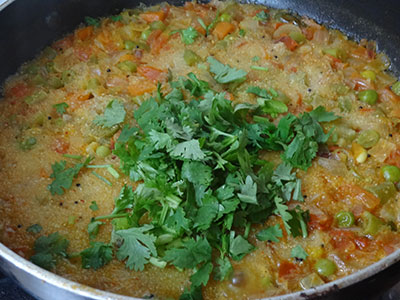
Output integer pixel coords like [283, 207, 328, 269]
[362, 211, 384, 235]
[183, 49, 201, 66]
[358, 90, 378, 105]
[381, 165, 400, 183]
[314, 259, 337, 277]
[335, 211, 355, 228]
[356, 130, 380, 148]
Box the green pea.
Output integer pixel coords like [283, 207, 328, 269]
[362, 211, 384, 235]
[289, 31, 306, 43]
[358, 90, 378, 105]
[19, 137, 37, 150]
[183, 49, 201, 66]
[96, 145, 111, 158]
[150, 21, 166, 31]
[381, 165, 400, 183]
[141, 28, 152, 41]
[219, 13, 232, 22]
[335, 211, 355, 228]
[124, 40, 136, 50]
[367, 182, 397, 204]
[392, 81, 400, 96]
[356, 130, 380, 148]
[117, 61, 137, 73]
[361, 70, 376, 81]
[314, 259, 337, 277]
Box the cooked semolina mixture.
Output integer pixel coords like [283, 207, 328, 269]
[1, 1, 400, 299]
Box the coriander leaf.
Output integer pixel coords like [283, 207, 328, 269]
[256, 224, 283, 242]
[237, 175, 258, 204]
[164, 237, 212, 269]
[89, 201, 99, 211]
[309, 106, 340, 122]
[183, 73, 210, 97]
[287, 206, 309, 238]
[165, 206, 191, 234]
[85, 16, 100, 27]
[149, 130, 173, 150]
[247, 86, 272, 99]
[93, 100, 126, 128]
[88, 220, 104, 239]
[112, 185, 135, 215]
[182, 161, 213, 186]
[180, 285, 203, 300]
[207, 57, 247, 84]
[274, 197, 293, 235]
[181, 27, 199, 45]
[257, 98, 288, 117]
[213, 256, 233, 281]
[229, 233, 254, 261]
[291, 245, 308, 261]
[117, 125, 138, 143]
[30, 232, 69, 270]
[47, 157, 91, 195]
[190, 261, 213, 287]
[116, 224, 157, 271]
[110, 15, 122, 22]
[26, 224, 42, 234]
[170, 140, 206, 161]
[194, 201, 219, 230]
[81, 242, 113, 270]
[53, 102, 69, 115]
[254, 11, 269, 21]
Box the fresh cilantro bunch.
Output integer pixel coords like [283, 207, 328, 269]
[79, 73, 337, 298]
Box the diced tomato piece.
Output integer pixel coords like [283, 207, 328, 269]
[329, 229, 356, 253]
[52, 35, 73, 51]
[6, 82, 31, 98]
[308, 213, 333, 231]
[278, 261, 298, 278]
[52, 138, 70, 154]
[137, 65, 167, 82]
[278, 35, 298, 51]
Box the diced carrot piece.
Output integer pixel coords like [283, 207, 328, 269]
[308, 213, 333, 231]
[127, 81, 156, 96]
[278, 35, 298, 51]
[140, 11, 166, 23]
[212, 22, 235, 40]
[52, 35, 73, 51]
[225, 92, 234, 101]
[275, 22, 284, 30]
[52, 138, 70, 154]
[379, 88, 400, 103]
[76, 26, 94, 41]
[303, 27, 315, 40]
[137, 65, 167, 82]
[74, 45, 92, 61]
[119, 54, 135, 62]
[77, 93, 92, 101]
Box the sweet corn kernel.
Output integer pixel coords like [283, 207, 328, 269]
[308, 246, 324, 259]
[352, 142, 367, 163]
[86, 141, 99, 154]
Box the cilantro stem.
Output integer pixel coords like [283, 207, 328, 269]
[63, 154, 82, 160]
[91, 171, 112, 186]
[253, 115, 270, 124]
[94, 212, 129, 221]
[106, 166, 120, 178]
[67, 252, 81, 258]
[250, 66, 269, 72]
[87, 164, 112, 168]
[244, 222, 251, 239]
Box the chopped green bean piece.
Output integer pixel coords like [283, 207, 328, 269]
[381, 165, 400, 183]
[391, 81, 400, 96]
[183, 49, 201, 66]
[335, 211, 355, 228]
[314, 259, 337, 277]
[358, 90, 378, 105]
[362, 211, 384, 235]
[150, 21, 166, 31]
[367, 182, 397, 204]
[141, 28, 152, 41]
[356, 130, 380, 148]
[323, 48, 345, 60]
[289, 31, 306, 43]
[117, 61, 137, 73]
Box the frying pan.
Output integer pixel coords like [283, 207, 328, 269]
[0, 0, 400, 299]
